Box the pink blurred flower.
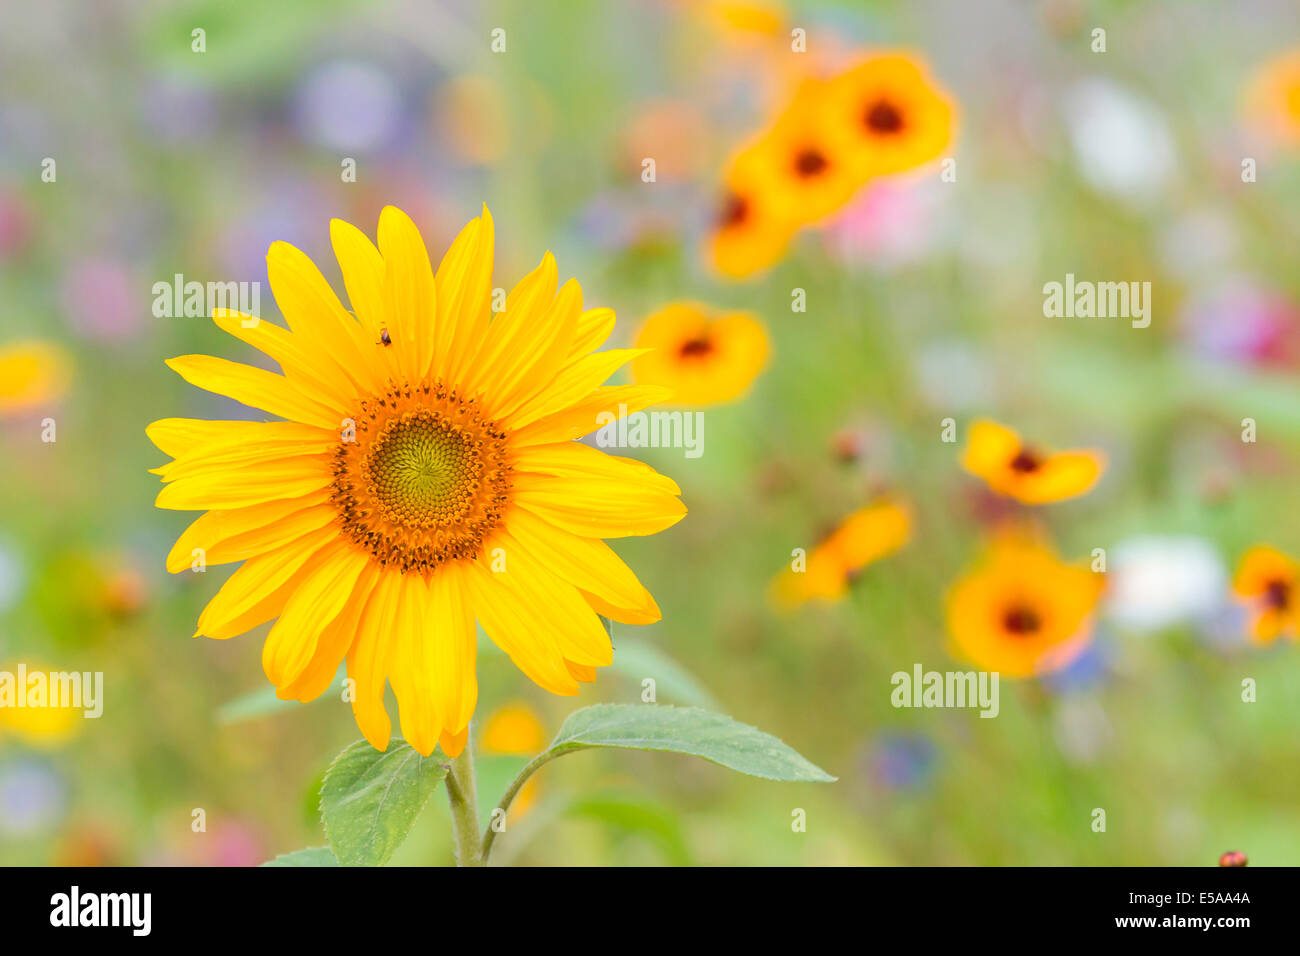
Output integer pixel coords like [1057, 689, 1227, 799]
[61, 258, 142, 343]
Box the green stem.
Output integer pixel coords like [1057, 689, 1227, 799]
[479, 750, 559, 864]
[445, 739, 483, 867]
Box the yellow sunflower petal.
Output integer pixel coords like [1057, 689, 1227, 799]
[465, 560, 580, 696]
[262, 543, 371, 689]
[279, 562, 381, 703]
[165, 494, 334, 572]
[347, 570, 400, 750]
[266, 240, 384, 394]
[509, 384, 674, 447]
[378, 205, 438, 382]
[195, 525, 339, 639]
[434, 206, 495, 386]
[164, 355, 343, 430]
[503, 348, 651, 430]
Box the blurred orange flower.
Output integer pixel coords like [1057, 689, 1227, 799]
[946, 534, 1102, 678]
[771, 497, 912, 608]
[707, 142, 797, 278]
[481, 701, 546, 818]
[631, 302, 770, 406]
[1232, 545, 1300, 643]
[962, 420, 1105, 504]
[1244, 48, 1300, 147]
[751, 80, 863, 224]
[822, 53, 957, 178]
[481, 701, 547, 755]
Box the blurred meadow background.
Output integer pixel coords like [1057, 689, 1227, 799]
[2, 0, 1300, 866]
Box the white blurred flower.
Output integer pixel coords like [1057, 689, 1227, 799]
[1064, 79, 1175, 201]
[0, 538, 23, 613]
[912, 341, 994, 411]
[1105, 535, 1227, 633]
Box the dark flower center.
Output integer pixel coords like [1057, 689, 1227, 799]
[1265, 578, 1291, 610]
[793, 148, 829, 178]
[1009, 449, 1042, 473]
[678, 337, 715, 359]
[719, 193, 749, 228]
[1002, 605, 1042, 635]
[864, 99, 905, 134]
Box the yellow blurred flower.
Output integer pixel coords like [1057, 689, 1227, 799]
[699, 0, 784, 38]
[481, 701, 545, 819]
[1244, 48, 1300, 147]
[771, 498, 912, 608]
[481, 701, 547, 755]
[821, 52, 957, 178]
[0, 662, 84, 748]
[946, 534, 1102, 678]
[707, 142, 797, 279]
[961, 420, 1105, 504]
[0, 341, 72, 416]
[1232, 545, 1300, 643]
[631, 302, 770, 406]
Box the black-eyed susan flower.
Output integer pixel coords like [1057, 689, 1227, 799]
[770, 497, 911, 608]
[1231, 545, 1300, 643]
[821, 52, 956, 179]
[707, 140, 797, 279]
[961, 419, 1105, 505]
[1244, 48, 1300, 147]
[946, 534, 1103, 678]
[631, 301, 770, 406]
[749, 79, 863, 226]
[147, 206, 685, 758]
[0, 341, 71, 416]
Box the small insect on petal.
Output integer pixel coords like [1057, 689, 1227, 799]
[378, 327, 392, 346]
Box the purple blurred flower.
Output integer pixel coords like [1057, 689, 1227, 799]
[863, 731, 937, 791]
[293, 61, 403, 153]
[0, 758, 66, 838]
[1181, 278, 1300, 368]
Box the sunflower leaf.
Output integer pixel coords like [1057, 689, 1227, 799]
[319, 738, 450, 866]
[260, 847, 340, 867]
[544, 704, 835, 782]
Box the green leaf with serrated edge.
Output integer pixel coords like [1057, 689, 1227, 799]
[319, 738, 449, 866]
[545, 704, 835, 782]
[261, 847, 340, 867]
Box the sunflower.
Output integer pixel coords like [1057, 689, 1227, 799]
[961, 419, 1105, 505]
[148, 206, 686, 758]
[707, 140, 797, 279]
[946, 534, 1103, 678]
[1232, 545, 1300, 643]
[821, 52, 956, 179]
[0, 341, 72, 416]
[770, 498, 911, 608]
[630, 302, 769, 406]
[1244, 48, 1300, 147]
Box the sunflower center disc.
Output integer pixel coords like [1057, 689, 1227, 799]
[331, 381, 512, 573]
